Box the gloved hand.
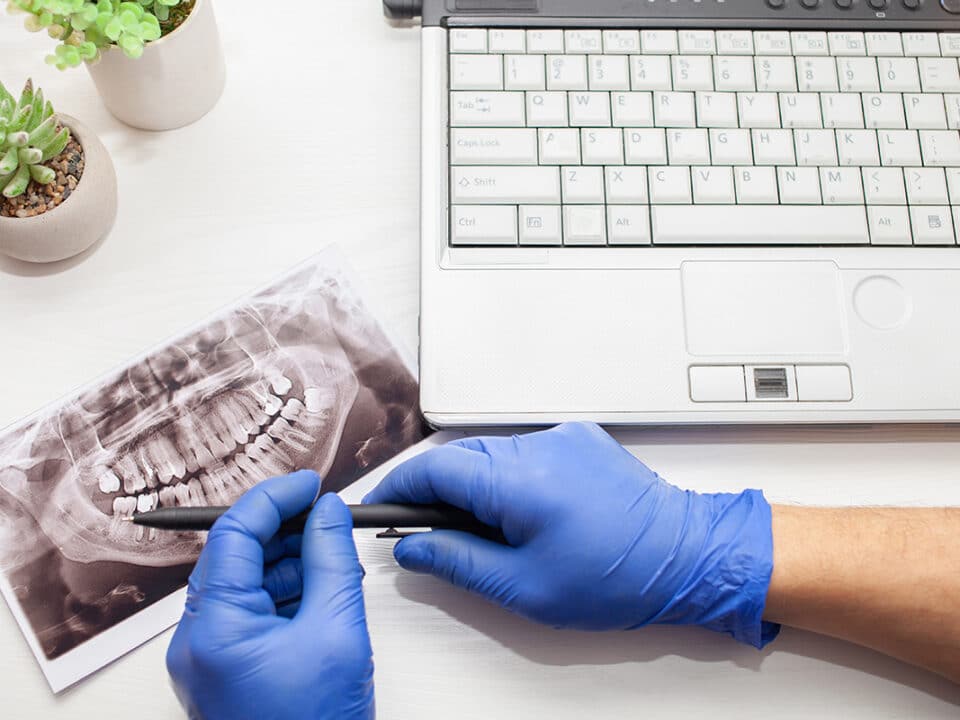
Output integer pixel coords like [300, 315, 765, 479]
[365, 422, 778, 648]
[167, 471, 375, 720]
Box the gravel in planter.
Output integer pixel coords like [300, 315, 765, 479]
[0, 137, 85, 219]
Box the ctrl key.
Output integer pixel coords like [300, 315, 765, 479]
[451, 206, 518, 245]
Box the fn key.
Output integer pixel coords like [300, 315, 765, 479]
[451, 206, 518, 245]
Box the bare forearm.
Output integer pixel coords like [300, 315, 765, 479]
[764, 506, 960, 682]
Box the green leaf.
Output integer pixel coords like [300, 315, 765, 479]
[0, 82, 13, 109]
[9, 105, 31, 132]
[29, 115, 57, 147]
[3, 164, 30, 198]
[26, 89, 45, 130]
[29, 163, 56, 185]
[18, 147, 42, 165]
[7, 130, 29, 148]
[40, 126, 70, 161]
[0, 147, 19, 175]
[16, 79, 33, 113]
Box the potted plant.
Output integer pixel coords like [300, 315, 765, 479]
[7, 0, 226, 131]
[0, 79, 117, 263]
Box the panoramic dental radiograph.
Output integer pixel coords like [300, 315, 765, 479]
[0, 255, 425, 671]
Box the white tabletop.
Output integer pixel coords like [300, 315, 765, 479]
[3, 2, 960, 716]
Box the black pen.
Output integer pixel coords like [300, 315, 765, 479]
[127, 503, 504, 541]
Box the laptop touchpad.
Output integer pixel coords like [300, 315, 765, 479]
[681, 261, 847, 356]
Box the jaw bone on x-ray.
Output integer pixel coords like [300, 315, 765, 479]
[0, 251, 426, 688]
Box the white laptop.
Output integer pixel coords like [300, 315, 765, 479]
[386, 0, 960, 427]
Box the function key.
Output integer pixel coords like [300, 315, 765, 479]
[792, 31, 830, 55]
[565, 30, 602, 53]
[450, 29, 488, 53]
[828, 32, 866, 55]
[602, 30, 640, 54]
[941, 33, 960, 55]
[527, 30, 565, 53]
[717, 30, 754, 54]
[679, 30, 717, 54]
[755, 31, 792, 55]
[489, 29, 525, 53]
[903, 32, 941, 55]
[865, 32, 903, 56]
[641, 29, 679, 54]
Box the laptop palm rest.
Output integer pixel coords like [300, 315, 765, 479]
[681, 261, 847, 356]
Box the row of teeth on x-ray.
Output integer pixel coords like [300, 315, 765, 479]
[97, 372, 333, 541]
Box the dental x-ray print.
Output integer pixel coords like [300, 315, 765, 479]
[0, 249, 427, 691]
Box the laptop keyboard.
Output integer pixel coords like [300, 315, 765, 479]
[448, 27, 960, 247]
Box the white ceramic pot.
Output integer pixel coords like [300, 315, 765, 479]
[86, 0, 226, 131]
[0, 115, 118, 264]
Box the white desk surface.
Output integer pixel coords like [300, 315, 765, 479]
[3, 2, 960, 717]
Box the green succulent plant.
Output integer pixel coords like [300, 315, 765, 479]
[7, 0, 188, 69]
[0, 80, 71, 199]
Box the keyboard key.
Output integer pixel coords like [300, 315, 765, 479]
[829, 32, 866, 56]
[696, 92, 739, 127]
[868, 206, 912, 244]
[568, 92, 612, 126]
[911, 206, 955, 244]
[450, 29, 487, 53]
[863, 93, 906, 129]
[948, 168, 960, 202]
[607, 206, 652, 244]
[925, 129, 960, 168]
[625, 128, 668, 164]
[838, 130, 881, 165]
[565, 30, 602, 54]
[795, 129, 838, 166]
[692, 166, 736, 203]
[451, 129, 538, 165]
[630, 56, 672, 90]
[652, 205, 869, 243]
[538, 128, 580, 165]
[603, 30, 640, 54]
[797, 57, 839, 91]
[450, 55, 504, 90]
[648, 166, 693, 203]
[878, 58, 921, 92]
[778, 167, 822, 203]
[902, 33, 941, 57]
[562, 166, 605, 203]
[526, 91, 568, 126]
[919, 58, 960, 92]
[710, 129, 754, 164]
[755, 57, 797, 91]
[941, 34, 960, 58]
[737, 92, 781, 128]
[452, 166, 561, 204]
[667, 129, 711, 165]
[451, 92, 525, 126]
[519, 205, 562, 245]
[547, 55, 588, 90]
[946, 94, 960, 128]
[752, 129, 796, 165]
[654, 91, 696, 127]
[865, 32, 904, 57]
[672, 56, 714, 91]
[780, 93, 823, 128]
[564, 205, 608, 244]
[605, 166, 649, 203]
[611, 92, 654, 126]
[527, 30, 564, 54]
[755, 31, 792, 56]
[505, 55, 546, 90]
[489, 29, 525, 54]
[589, 56, 630, 91]
[822, 93, 865, 128]
[791, 32, 829, 56]
[879, 130, 921, 165]
[820, 166, 864, 203]
[905, 94, 947, 129]
[679, 30, 716, 55]
[451, 206, 517, 245]
[837, 57, 879, 92]
[641, 30, 678, 55]
[863, 167, 907, 203]
[718, 31, 753, 55]
[715, 56, 755, 90]
[581, 128, 624, 165]
[735, 166, 779, 202]
[905, 167, 949, 204]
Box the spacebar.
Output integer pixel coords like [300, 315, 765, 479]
[652, 206, 869, 245]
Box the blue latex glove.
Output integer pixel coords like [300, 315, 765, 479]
[167, 471, 375, 720]
[365, 422, 779, 648]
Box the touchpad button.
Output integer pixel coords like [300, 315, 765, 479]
[682, 261, 847, 356]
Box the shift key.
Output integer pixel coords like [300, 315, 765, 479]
[452, 166, 561, 204]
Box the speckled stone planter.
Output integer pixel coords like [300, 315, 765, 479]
[0, 115, 117, 263]
[86, 0, 226, 131]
